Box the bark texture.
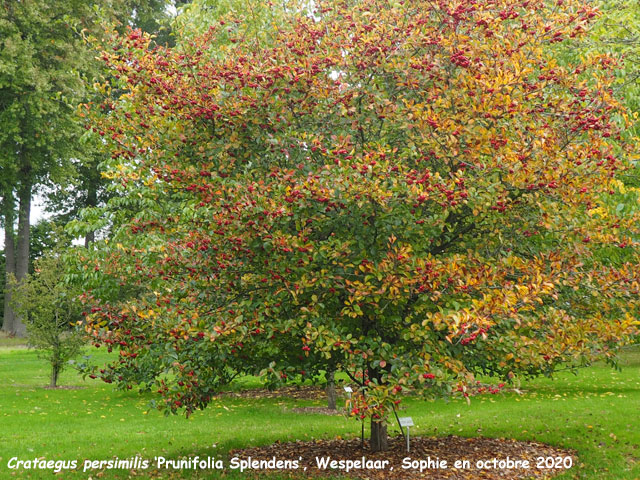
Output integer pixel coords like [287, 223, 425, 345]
[12, 180, 31, 337]
[2, 199, 16, 334]
[84, 180, 97, 247]
[325, 370, 337, 410]
[370, 420, 388, 452]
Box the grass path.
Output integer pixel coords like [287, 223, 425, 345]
[0, 345, 638, 479]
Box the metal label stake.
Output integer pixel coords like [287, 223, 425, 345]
[398, 417, 414, 452]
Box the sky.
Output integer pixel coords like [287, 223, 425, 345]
[0, 194, 49, 249]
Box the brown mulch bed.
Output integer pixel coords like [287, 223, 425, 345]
[289, 406, 344, 415]
[218, 385, 329, 401]
[41, 385, 86, 390]
[231, 436, 574, 479]
[11, 384, 87, 390]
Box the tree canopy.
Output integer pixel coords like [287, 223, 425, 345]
[78, 0, 640, 451]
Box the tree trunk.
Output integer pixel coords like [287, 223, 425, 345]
[368, 364, 389, 451]
[50, 363, 60, 388]
[370, 419, 388, 452]
[325, 370, 337, 410]
[2, 198, 16, 334]
[13, 181, 31, 337]
[84, 180, 97, 248]
[84, 230, 95, 248]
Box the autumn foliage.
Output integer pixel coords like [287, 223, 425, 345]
[79, 0, 640, 450]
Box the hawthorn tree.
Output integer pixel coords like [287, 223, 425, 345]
[79, 0, 640, 451]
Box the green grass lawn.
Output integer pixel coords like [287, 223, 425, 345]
[0, 344, 638, 479]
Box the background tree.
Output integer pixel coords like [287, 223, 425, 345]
[0, 1, 86, 335]
[587, 0, 640, 135]
[550, 0, 640, 346]
[44, 156, 113, 247]
[9, 239, 85, 387]
[80, 0, 639, 451]
[173, 0, 296, 47]
[0, 0, 173, 335]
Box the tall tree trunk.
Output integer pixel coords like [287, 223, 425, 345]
[13, 180, 31, 337]
[2, 198, 16, 334]
[325, 370, 337, 410]
[84, 230, 95, 248]
[370, 419, 388, 452]
[84, 179, 97, 248]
